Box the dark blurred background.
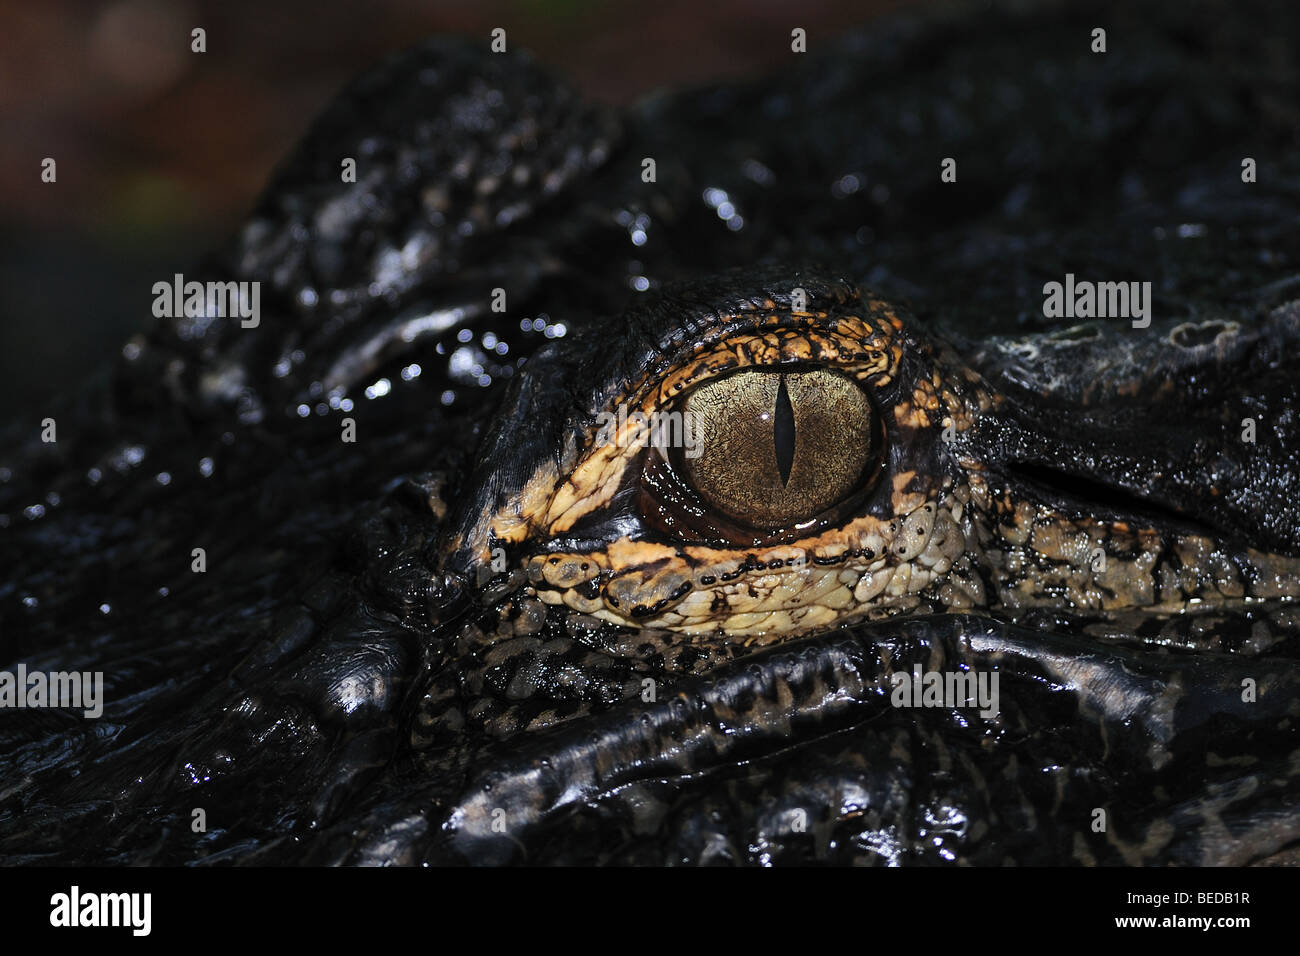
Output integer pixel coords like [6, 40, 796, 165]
[0, 0, 925, 421]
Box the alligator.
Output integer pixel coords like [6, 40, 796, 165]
[1, 0, 1298, 865]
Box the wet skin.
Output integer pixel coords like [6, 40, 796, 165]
[1, 0, 1299, 864]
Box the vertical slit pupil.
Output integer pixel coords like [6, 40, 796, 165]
[773, 374, 796, 486]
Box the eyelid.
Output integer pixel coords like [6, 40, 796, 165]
[646, 311, 906, 413]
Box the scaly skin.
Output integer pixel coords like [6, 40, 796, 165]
[1, 0, 1298, 864]
[452, 274, 1300, 643]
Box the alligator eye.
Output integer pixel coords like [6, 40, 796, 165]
[643, 367, 886, 540]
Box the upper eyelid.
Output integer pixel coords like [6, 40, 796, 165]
[617, 322, 905, 432]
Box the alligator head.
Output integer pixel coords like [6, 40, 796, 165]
[447, 270, 1300, 644]
[1, 1, 1298, 866]
[414, 268, 1300, 865]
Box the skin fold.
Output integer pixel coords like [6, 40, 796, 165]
[0, 0, 1297, 864]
